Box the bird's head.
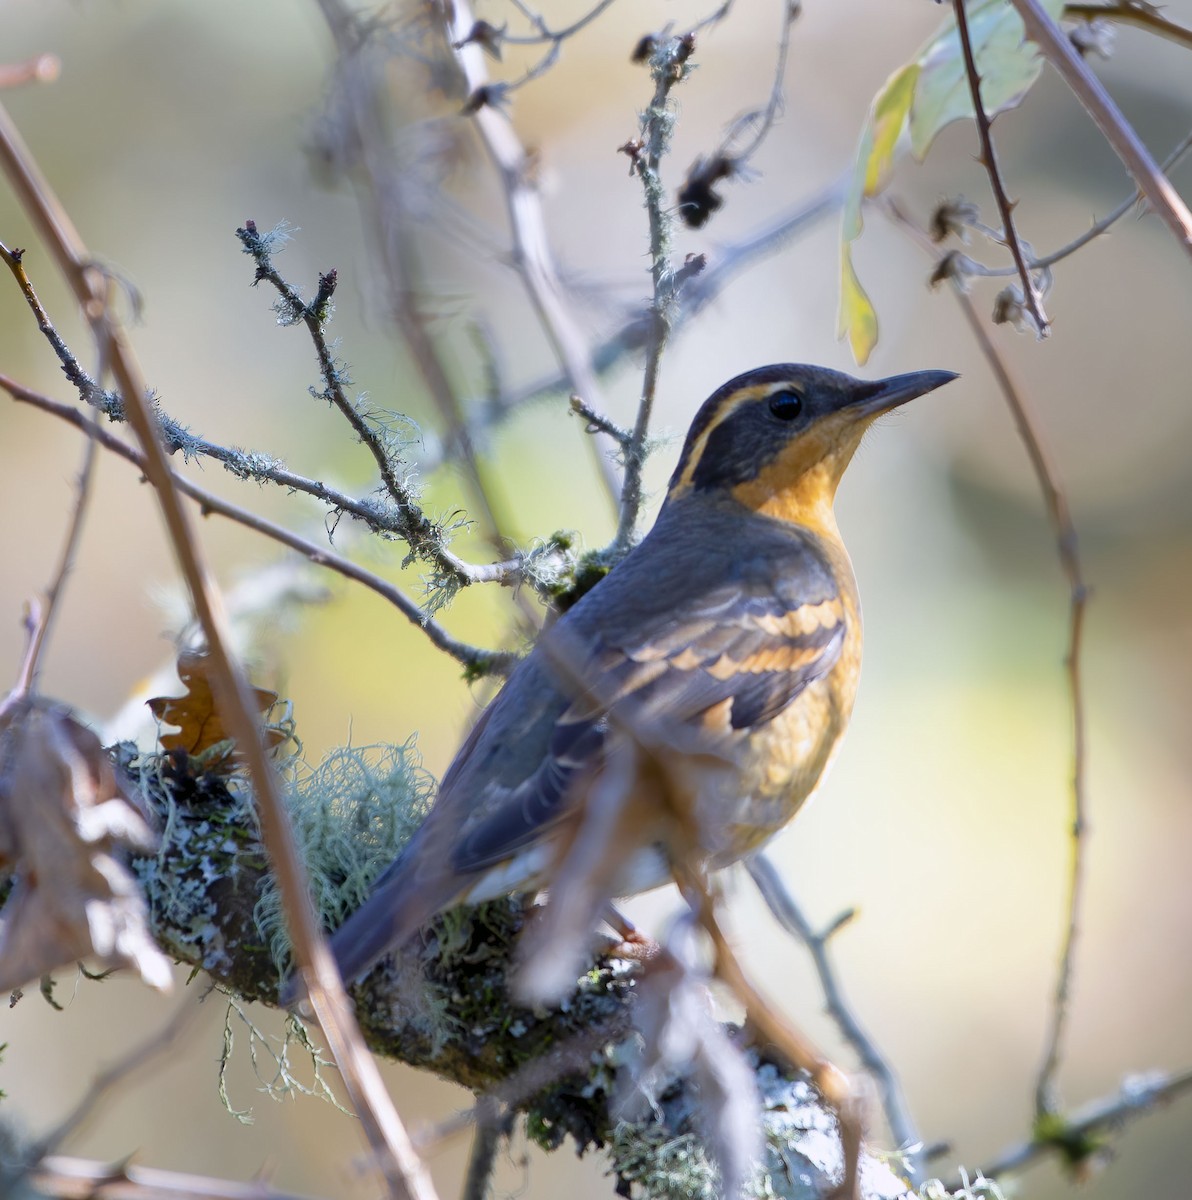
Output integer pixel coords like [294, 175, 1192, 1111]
[665, 363, 957, 530]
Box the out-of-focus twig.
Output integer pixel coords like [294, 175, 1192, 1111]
[442, 0, 622, 510]
[718, 0, 799, 167]
[967, 1067, 1192, 1184]
[888, 197, 1090, 1122]
[29, 1154, 323, 1200]
[316, 0, 525, 566]
[484, 0, 621, 92]
[0, 98, 440, 1200]
[29, 992, 209, 1161]
[747, 854, 925, 1184]
[682, 869, 861, 1200]
[952, 0, 1049, 336]
[685, 0, 736, 36]
[0, 54, 60, 90]
[942, 128, 1192, 280]
[1062, 2, 1192, 51]
[11, 398, 97, 698]
[460, 1121, 502, 1200]
[1009, 0, 1192, 252]
[674, 1, 800, 230]
[0, 375, 515, 678]
[471, 180, 843, 444]
[501, 0, 620, 47]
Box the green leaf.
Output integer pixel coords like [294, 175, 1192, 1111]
[910, 0, 1066, 160]
[835, 0, 1064, 364]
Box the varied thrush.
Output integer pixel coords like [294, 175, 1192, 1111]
[317, 363, 956, 995]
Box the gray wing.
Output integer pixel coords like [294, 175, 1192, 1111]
[449, 508, 846, 873]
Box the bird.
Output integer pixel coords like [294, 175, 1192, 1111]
[301, 362, 956, 1002]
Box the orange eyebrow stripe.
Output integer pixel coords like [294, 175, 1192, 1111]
[668, 384, 776, 498]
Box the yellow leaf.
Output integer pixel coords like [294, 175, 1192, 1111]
[838, 245, 878, 367]
[865, 63, 921, 195]
[838, 63, 918, 362]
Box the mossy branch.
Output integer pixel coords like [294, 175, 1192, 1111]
[117, 743, 916, 1200]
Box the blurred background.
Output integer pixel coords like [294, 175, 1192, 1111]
[1, 1, 1190, 1197]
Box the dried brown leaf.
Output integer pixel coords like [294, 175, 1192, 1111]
[148, 651, 284, 763]
[0, 702, 171, 992]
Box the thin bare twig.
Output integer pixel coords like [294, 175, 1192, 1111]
[952, 0, 1049, 335]
[485, 0, 620, 93]
[1024, 128, 1192, 266]
[500, 0, 621, 46]
[939, 128, 1192, 280]
[967, 1067, 1192, 1184]
[746, 854, 925, 1183]
[0, 100, 440, 1200]
[685, 0, 737, 37]
[442, 0, 622, 509]
[956, 293, 1088, 1122]
[30, 1154, 323, 1200]
[674, 1, 800, 230]
[30, 992, 209, 1160]
[1062, 2, 1192, 51]
[12, 400, 97, 697]
[721, 0, 798, 165]
[1009, 0, 1192, 252]
[0, 375, 514, 678]
[888, 197, 1090, 1122]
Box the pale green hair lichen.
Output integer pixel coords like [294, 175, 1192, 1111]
[256, 737, 435, 975]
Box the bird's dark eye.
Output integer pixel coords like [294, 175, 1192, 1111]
[768, 389, 803, 421]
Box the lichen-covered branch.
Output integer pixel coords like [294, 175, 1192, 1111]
[0, 375, 516, 680]
[612, 36, 695, 554]
[235, 219, 529, 593]
[116, 746, 913, 1200]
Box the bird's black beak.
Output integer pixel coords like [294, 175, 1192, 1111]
[845, 369, 958, 418]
